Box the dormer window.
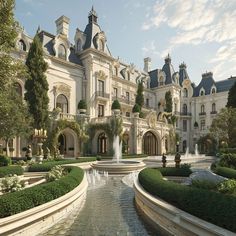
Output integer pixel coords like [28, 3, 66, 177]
[200, 88, 205, 96]
[18, 40, 26, 51]
[58, 44, 66, 60]
[183, 88, 188, 97]
[211, 87, 216, 94]
[159, 76, 164, 86]
[77, 39, 82, 51]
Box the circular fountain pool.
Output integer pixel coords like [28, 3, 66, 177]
[91, 160, 146, 174]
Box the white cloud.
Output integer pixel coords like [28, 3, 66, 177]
[142, 40, 160, 56]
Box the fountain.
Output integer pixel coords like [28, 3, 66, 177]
[195, 143, 199, 156]
[91, 135, 146, 174]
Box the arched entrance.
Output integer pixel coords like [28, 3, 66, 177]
[143, 131, 158, 156]
[97, 132, 107, 154]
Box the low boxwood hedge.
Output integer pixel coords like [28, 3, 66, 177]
[139, 168, 236, 233]
[0, 166, 84, 218]
[0, 166, 24, 178]
[28, 157, 96, 172]
[157, 165, 192, 177]
[214, 166, 236, 179]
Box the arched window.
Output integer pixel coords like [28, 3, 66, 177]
[58, 44, 66, 60]
[200, 90, 205, 96]
[182, 104, 187, 115]
[183, 88, 188, 97]
[201, 104, 205, 113]
[159, 76, 164, 86]
[97, 132, 107, 154]
[18, 40, 26, 51]
[14, 83, 22, 97]
[211, 88, 216, 94]
[212, 103, 216, 112]
[56, 94, 68, 113]
[77, 39, 82, 51]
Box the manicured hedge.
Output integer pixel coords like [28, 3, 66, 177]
[28, 157, 96, 172]
[0, 166, 84, 218]
[218, 153, 236, 169]
[122, 154, 148, 159]
[214, 166, 236, 179]
[139, 168, 236, 233]
[0, 166, 24, 178]
[157, 166, 192, 177]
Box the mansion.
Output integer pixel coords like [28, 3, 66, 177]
[10, 7, 236, 157]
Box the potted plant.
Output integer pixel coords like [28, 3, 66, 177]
[132, 103, 140, 118]
[111, 99, 121, 115]
[78, 99, 87, 114]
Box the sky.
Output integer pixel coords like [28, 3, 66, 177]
[15, 0, 236, 84]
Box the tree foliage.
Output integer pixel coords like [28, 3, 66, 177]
[25, 34, 49, 129]
[135, 81, 144, 109]
[227, 81, 236, 108]
[210, 108, 236, 148]
[164, 90, 172, 112]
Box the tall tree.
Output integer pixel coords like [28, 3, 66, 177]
[135, 81, 144, 109]
[25, 34, 49, 129]
[210, 107, 236, 148]
[227, 81, 236, 108]
[165, 90, 172, 112]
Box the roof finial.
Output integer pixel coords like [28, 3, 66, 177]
[88, 5, 98, 23]
[37, 25, 41, 34]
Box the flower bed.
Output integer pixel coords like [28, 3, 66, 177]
[0, 166, 83, 218]
[0, 166, 24, 178]
[139, 168, 236, 233]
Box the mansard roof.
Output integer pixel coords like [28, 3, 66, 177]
[161, 54, 175, 85]
[216, 76, 236, 93]
[149, 69, 159, 88]
[179, 62, 189, 86]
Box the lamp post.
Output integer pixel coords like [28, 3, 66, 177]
[34, 129, 47, 163]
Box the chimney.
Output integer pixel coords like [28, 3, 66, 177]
[55, 15, 70, 38]
[144, 57, 151, 72]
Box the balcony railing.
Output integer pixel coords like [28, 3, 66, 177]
[199, 112, 206, 116]
[112, 96, 135, 105]
[95, 91, 109, 99]
[210, 111, 217, 115]
[174, 111, 191, 116]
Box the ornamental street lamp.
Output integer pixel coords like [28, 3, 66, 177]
[33, 129, 47, 162]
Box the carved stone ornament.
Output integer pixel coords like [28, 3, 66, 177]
[147, 111, 157, 128]
[53, 82, 71, 98]
[96, 70, 107, 80]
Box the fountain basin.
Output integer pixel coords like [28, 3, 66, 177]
[91, 160, 146, 174]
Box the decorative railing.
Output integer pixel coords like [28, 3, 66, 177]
[210, 111, 217, 115]
[112, 96, 135, 105]
[95, 91, 109, 99]
[199, 112, 206, 116]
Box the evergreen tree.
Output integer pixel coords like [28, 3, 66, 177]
[165, 90, 172, 112]
[227, 81, 236, 108]
[25, 34, 49, 129]
[135, 81, 144, 109]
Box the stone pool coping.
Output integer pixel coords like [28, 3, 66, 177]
[134, 178, 235, 236]
[0, 174, 88, 236]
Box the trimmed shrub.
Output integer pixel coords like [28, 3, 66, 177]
[132, 103, 140, 113]
[77, 99, 87, 110]
[0, 155, 12, 167]
[191, 180, 217, 190]
[0, 166, 24, 178]
[111, 100, 121, 110]
[139, 168, 236, 232]
[219, 153, 236, 169]
[0, 166, 84, 218]
[157, 165, 192, 177]
[28, 157, 96, 172]
[214, 166, 236, 179]
[122, 154, 148, 159]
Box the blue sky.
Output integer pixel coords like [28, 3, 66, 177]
[15, 0, 236, 84]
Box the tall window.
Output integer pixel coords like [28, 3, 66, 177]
[97, 132, 107, 154]
[98, 80, 105, 96]
[200, 120, 205, 130]
[201, 104, 205, 113]
[159, 76, 164, 86]
[146, 98, 149, 107]
[58, 44, 66, 60]
[183, 104, 187, 115]
[127, 71, 130, 80]
[183, 120, 187, 132]
[200, 90, 204, 96]
[98, 104, 104, 117]
[211, 88, 216, 94]
[212, 103, 216, 112]
[174, 103, 177, 112]
[126, 92, 130, 101]
[56, 94, 68, 113]
[183, 88, 188, 97]
[113, 87, 118, 98]
[115, 67, 118, 76]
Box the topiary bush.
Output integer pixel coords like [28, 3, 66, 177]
[132, 103, 140, 113]
[28, 157, 96, 172]
[139, 168, 236, 232]
[0, 166, 84, 218]
[77, 99, 87, 110]
[0, 166, 23, 178]
[0, 155, 12, 167]
[111, 99, 121, 110]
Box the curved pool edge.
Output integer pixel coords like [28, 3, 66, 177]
[134, 179, 235, 236]
[0, 174, 88, 236]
